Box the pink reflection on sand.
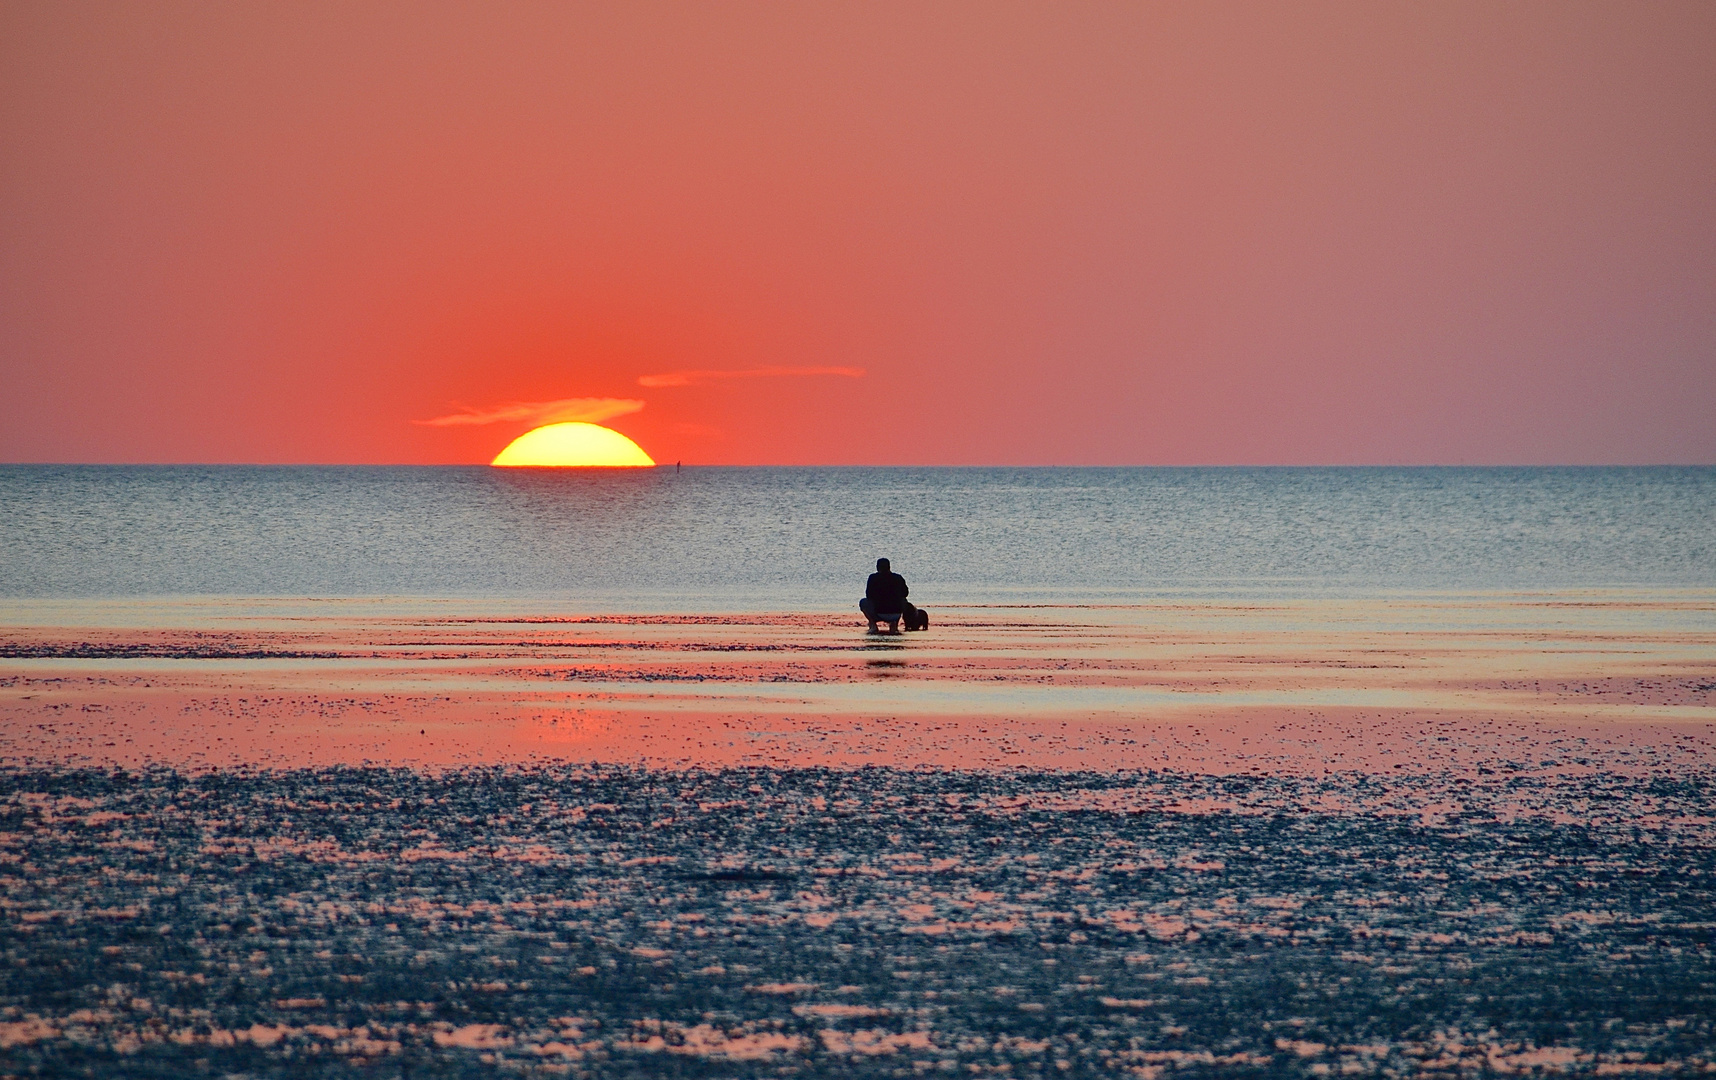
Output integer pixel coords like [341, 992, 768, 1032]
[1, 592, 1711, 774]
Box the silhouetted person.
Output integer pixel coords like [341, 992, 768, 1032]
[860, 558, 927, 632]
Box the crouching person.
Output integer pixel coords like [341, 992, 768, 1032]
[860, 558, 928, 632]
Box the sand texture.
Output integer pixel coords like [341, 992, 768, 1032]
[2, 766, 1713, 1077]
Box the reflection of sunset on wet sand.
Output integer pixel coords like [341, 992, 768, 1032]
[3, 592, 1714, 1074]
[4, 592, 1710, 772]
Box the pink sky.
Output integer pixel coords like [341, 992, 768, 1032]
[2, 1, 1712, 465]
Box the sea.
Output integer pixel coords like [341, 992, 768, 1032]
[2, 465, 1712, 607]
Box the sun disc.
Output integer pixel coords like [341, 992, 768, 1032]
[491, 422, 655, 467]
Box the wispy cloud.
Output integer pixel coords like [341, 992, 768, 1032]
[637, 366, 865, 388]
[414, 397, 645, 427]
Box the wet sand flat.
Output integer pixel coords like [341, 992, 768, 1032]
[2, 591, 1712, 772]
[1, 591, 1714, 1076]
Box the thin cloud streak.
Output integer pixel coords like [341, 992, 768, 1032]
[415, 397, 645, 427]
[638, 366, 865, 388]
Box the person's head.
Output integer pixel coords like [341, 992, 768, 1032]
[876, 558, 890, 573]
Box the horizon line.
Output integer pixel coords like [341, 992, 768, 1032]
[3, 461, 1713, 470]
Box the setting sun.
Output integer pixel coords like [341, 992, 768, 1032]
[490, 422, 655, 467]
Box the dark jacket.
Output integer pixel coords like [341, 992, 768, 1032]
[865, 571, 910, 613]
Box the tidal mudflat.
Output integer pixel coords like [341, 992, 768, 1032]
[3, 766, 1714, 1077]
[1, 592, 1713, 1076]
[2, 592, 1711, 772]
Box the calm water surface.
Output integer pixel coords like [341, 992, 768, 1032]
[2, 466, 1711, 607]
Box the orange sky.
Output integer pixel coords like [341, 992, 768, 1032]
[3, 2, 1713, 465]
